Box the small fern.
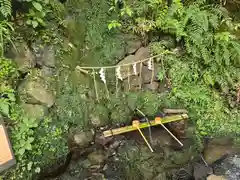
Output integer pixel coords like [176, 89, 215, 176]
[0, 0, 12, 18]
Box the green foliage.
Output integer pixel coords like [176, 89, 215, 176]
[25, 0, 52, 28]
[139, 0, 239, 89]
[0, 20, 14, 56]
[0, 0, 67, 179]
[0, 84, 15, 117]
[3, 114, 68, 179]
[112, 0, 240, 136]
[12, 117, 38, 157]
[108, 20, 122, 30]
[108, 95, 132, 124]
[0, 58, 16, 117]
[0, 0, 11, 18]
[108, 0, 133, 30]
[0, 58, 16, 80]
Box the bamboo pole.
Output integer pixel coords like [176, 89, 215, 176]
[132, 120, 154, 152]
[155, 117, 183, 146]
[103, 114, 188, 137]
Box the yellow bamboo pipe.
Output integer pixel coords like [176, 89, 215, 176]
[103, 114, 188, 137]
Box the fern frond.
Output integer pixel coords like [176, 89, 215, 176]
[0, 0, 11, 18]
[223, 47, 230, 66]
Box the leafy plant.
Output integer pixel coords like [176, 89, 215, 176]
[0, 58, 16, 117]
[0, 20, 14, 56]
[0, 58, 16, 80]
[108, 0, 133, 30]
[12, 117, 38, 156]
[111, 0, 240, 136]
[0, 85, 15, 117]
[0, 0, 12, 18]
[25, 0, 49, 28]
[108, 20, 122, 30]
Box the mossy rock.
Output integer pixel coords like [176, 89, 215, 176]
[21, 103, 47, 121]
[107, 96, 132, 124]
[159, 36, 176, 49]
[110, 104, 131, 124]
[9, 41, 36, 73]
[18, 69, 56, 107]
[135, 92, 162, 116]
[90, 104, 109, 127]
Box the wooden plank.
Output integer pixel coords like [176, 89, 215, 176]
[103, 114, 188, 137]
[0, 119, 16, 173]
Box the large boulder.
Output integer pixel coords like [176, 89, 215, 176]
[153, 173, 168, 180]
[71, 130, 94, 148]
[141, 65, 160, 83]
[87, 150, 106, 164]
[143, 82, 159, 91]
[207, 175, 226, 180]
[135, 47, 150, 61]
[19, 80, 55, 107]
[159, 36, 176, 49]
[18, 69, 56, 107]
[193, 163, 213, 180]
[212, 155, 240, 180]
[117, 55, 140, 79]
[10, 42, 35, 72]
[117, 46, 151, 80]
[32, 41, 56, 68]
[203, 138, 238, 164]
[41, 46, 55, 68]
[125, 35, 142, 54]
[90, 104, 109, 128]
[21, 103, 46, 120]
[123, 75, 140, 91]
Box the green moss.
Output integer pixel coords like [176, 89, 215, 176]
[90, 104, 110, 126]
[0, 58, 16, 81]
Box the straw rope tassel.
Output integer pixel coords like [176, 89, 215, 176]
[150, 58, 155, 84]
[127, 66, 131, 91]
[99, 68, 110, 99]
[105, 83, 110, 99]
[139, 62, 143, 89]
[115, 71, 119, 98]
[92, 69, 99, 102]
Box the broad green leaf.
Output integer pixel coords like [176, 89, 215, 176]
[18, 148, 25, 155]
[108, 23, 113, 30]
[0, 101, 9, 115]
[32, 21, 39, 28]
[27, 162, 33, 171]
[32, 2, 42, 11]
[7, 93, 15, 101]
[25, 143, 32, 150]
[28, 137, 34, 143]
[26, 20, 32, 25]
[126, 7, 133, 17]
[37, 17, 44, 24]
[20, 139, 25, 145]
